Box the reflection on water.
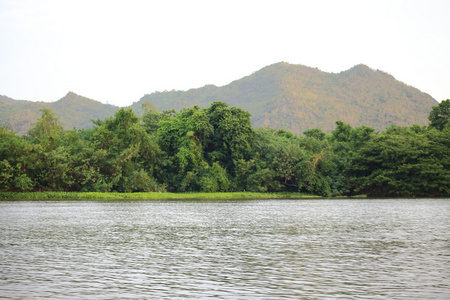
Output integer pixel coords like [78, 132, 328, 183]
[0, 199, 449, 299]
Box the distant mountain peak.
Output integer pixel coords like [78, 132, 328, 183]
[351, 63, 371, 69]
[341, 64, 396, 82]
[0, 92, 120, 135]
[343, 63, 375, 74]
[56, 92, 83, 105]
[58, 92, 105, 105]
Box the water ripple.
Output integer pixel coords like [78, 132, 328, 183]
[0, 199, 449, 299]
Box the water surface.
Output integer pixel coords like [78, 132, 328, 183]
[1, 199, 449, 299]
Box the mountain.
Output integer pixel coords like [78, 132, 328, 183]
[131, 62, 438, 134]
[0, 92, 119, 135]
[1, 63, 439, 135]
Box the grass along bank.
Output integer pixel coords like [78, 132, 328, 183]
[0, 192, 332, 200]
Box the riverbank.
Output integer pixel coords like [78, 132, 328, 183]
[0, 191, 347, 200]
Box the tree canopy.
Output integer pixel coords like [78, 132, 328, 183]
[0, 101, 449, 197]
[429, 99, 450, 131]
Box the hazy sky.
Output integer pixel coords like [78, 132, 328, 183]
[1, 0, 449, 106]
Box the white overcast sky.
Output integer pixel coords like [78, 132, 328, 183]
[1, 0, 449, 106]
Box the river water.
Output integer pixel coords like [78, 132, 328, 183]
[0, 199, 449, 299]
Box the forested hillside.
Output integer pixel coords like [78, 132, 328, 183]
[133, 62, 437, 134]
[0, 92, 119, 135]
[1, 62, 439, 135]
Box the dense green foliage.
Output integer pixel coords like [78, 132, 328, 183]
[429, 99, 450, 131]
[1, 101, 448, 197]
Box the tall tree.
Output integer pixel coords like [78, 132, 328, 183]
[0, 127, 33, 191]
[157, 106, 213, 191]
[91, 108, 163, 192]
[142, 100, 161, 134]
[25, 109, 70, 191]
[205, 101, 254, 173]
[429, 99, 450, 131]
[28, 108, 63, 142]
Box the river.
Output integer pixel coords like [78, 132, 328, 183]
[0, 199, 449, 299]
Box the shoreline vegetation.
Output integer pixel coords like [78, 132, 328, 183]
[0, 192, 321, 200]
[1, 100, 449, 197]
[0, 192, 367, 201]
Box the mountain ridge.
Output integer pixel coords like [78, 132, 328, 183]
[132, 62, 437, 133]
[1, 62, 438, 135]
[0, 92, 120, 135]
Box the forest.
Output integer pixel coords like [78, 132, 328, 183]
[1, 100, 449, 197]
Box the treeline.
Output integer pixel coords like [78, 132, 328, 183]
[1, 100, 449, 197]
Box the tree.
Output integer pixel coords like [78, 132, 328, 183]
[303, 128, 326, 140]
[0, 127, 33, 191]
[142, 101, 161, 134]
[91, 108, 164, 192]
[350, 126, 450, 196]
[429, 99, 450, 131]
[56, 130, 110, 192]
[28, 108, 63, 141]
[205, 101, 254, 173]
[180, 161, 230, 192]
[297, 147, 338, 196]
[157, 106, 213, 191]
[246, 128, 304, 192]
[331, 120, 352, 142]
[24, 109, 71, 191]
